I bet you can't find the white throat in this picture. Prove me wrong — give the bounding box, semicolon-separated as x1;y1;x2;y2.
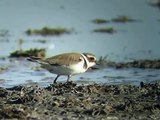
80;53;94;69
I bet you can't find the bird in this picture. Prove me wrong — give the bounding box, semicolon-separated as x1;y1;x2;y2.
27;52;96;83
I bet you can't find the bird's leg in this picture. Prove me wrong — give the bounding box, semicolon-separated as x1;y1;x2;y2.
54;75;60;84
67;75;72;82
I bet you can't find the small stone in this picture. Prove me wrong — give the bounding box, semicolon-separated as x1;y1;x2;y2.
106;116;119;120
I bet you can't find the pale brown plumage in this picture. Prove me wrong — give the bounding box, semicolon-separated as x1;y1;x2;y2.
44;52;83;66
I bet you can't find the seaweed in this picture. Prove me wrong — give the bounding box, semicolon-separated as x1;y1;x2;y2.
112;16;140;23
9;48;46;58
92;18;109;24
93;27;116;34
25;26;72;36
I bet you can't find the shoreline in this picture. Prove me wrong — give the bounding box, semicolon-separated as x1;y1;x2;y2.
0;82;160;119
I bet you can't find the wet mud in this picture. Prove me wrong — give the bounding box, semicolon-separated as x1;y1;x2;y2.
0;82;160;119
98;59;160;69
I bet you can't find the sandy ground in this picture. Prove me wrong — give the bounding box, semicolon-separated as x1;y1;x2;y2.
0;81;160;120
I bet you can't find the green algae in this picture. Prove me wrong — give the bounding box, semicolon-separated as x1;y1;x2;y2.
25;26;72;36
10;48;46;58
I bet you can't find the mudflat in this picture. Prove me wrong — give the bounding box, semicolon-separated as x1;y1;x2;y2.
0;82;160;120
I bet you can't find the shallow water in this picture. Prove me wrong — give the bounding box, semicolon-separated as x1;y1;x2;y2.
0;58;160;88
0;0;160;61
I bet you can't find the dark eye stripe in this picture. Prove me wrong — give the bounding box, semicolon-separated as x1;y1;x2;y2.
89;57;96;62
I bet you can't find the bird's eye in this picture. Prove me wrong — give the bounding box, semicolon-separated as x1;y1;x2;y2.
89;57;95;61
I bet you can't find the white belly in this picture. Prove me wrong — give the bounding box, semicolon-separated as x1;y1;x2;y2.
42;61;87;75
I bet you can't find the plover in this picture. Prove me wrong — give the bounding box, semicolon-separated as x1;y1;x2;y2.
28;52;96;83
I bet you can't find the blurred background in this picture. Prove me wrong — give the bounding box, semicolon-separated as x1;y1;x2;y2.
0;0;160;61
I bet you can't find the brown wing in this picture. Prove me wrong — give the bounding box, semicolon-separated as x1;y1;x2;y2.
44;53;83;65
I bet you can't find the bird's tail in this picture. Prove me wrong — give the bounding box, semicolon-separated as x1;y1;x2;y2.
27;56;48;65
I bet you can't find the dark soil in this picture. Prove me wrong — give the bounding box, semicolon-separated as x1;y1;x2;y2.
0;82;160;120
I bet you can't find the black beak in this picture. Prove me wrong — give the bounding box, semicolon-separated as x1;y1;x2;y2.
96;62;100;65
90;62;100;70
